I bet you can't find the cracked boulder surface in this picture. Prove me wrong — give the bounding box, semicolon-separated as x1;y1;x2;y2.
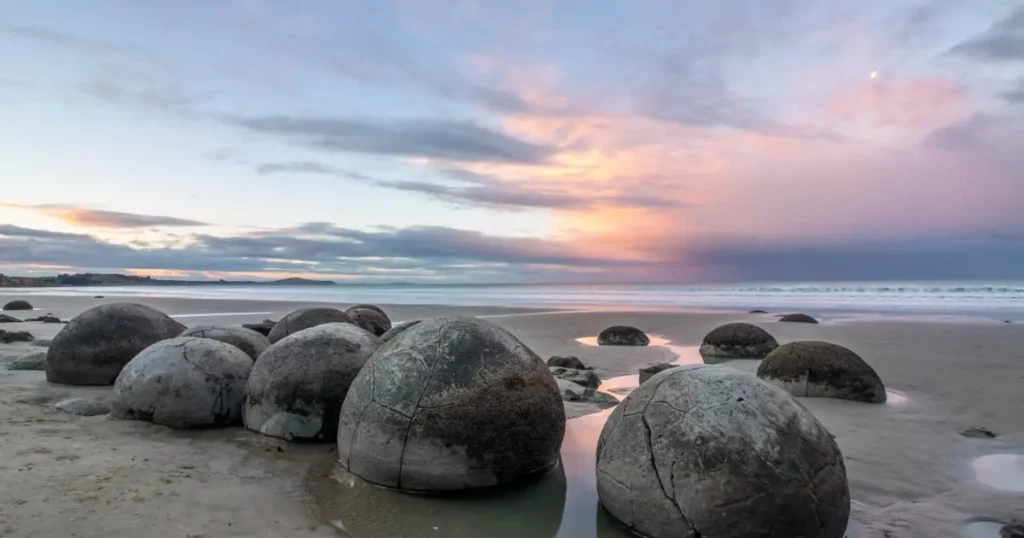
244;323;380;442
380;319;421;343
756;341;886;404
45;302;186;386
699;322;779;363
2;299;33;311
180;325;271;361
779;313;819;324
337;316;566;493
597;325;650;346
345;305;392;337
267;307;353;343
109;337;252;429
596;365;850;538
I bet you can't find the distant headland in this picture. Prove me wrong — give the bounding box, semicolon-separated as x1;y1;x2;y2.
0;273;337;288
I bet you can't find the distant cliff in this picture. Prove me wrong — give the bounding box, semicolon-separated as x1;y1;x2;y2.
0;273;336;288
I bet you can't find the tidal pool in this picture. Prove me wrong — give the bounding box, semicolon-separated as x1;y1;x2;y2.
972;453;1024;492
960;519;1003;538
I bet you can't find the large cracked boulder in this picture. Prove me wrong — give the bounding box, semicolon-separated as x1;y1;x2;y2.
699;322;778;363
45;303;186;385
597;365;850;538
345;305;392;336
110;337;252;428
380;319;420;343
180;325;271;361
756;341;886;403
267;307;352;343
244;323;381;442
2;300;32;311
337;316;566;492
598;325;650;346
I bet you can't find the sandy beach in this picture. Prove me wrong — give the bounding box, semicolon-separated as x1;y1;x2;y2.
1;294;1023;537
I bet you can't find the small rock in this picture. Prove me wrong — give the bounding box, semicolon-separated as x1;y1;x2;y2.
555;378;617;407
959;426;998;438
0;314;22;323
778;313;819;324
550;366;600;389
7;350;47;371
0;330;34;343
54;397;110;417
2;300;33;311
94;295;105;299
1002;520;1024;538
749;309;768;314
242;319;277;337
547;355;590;370
639;363;677;384
25;314;62;323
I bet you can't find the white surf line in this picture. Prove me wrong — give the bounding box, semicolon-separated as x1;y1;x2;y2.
170;311;275;318
477;309;608;319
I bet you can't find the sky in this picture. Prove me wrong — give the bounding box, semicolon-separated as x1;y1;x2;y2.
1;0;1023;283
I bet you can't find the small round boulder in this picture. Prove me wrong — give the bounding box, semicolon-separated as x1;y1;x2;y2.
46;303;186;385
244;323;381;442
597;365;850;538
347;303;388;317
779;313;818;324
597;325;650;346
337;316;566;492
380;319;420;343
756;341;886;403
699;322;778;363
110;337;252;428
268;307;352;343
346;306;392;336
180;325;271;361
3;300;33;311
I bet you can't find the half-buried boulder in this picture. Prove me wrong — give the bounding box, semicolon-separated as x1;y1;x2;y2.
347;303;387;316
547;355;589;370
639;362;676;384
380;319;420;343
2;300;32;311
7;350;47;370
699;322;779;364
345;305;392;336
597;325;650;346
0;314;22;323
337;316;566;492
110;337;252;428
45;303;186;385
267;307;351;343
756;341;886;403
597;365;850;538
0;329;33;343
778;313;819;324
244;323;381;442
180;325;271;361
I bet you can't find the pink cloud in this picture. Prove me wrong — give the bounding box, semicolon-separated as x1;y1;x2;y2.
826;76;970;129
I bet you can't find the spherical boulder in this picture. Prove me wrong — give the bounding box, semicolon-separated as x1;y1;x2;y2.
699;322;778;363
244;323;381;442
267;307;351;343
180;325;270;361
337;316;566;492
380;319;420;343
45;303;186;385
346;306;392;336
779;313;818;324
3;300;33;311
756;341;886;403
597;325;650;346
597;365;850;538
110;337;252;428
347;303;387;317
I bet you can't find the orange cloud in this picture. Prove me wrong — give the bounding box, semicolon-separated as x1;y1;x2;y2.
1;203;206;229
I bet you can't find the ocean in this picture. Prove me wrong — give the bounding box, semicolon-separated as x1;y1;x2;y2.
6;281;1023;321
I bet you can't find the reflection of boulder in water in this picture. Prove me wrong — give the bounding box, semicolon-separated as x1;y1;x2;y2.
307;460;567;538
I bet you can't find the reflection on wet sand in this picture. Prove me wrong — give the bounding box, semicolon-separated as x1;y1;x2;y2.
960;519;1003;538
972;453;1024;492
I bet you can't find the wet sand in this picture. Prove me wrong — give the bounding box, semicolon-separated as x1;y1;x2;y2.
1;295;1023;537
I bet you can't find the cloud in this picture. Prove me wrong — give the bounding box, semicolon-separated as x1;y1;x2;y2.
1001;79;1024;103
922;113;996;148
948;6;1024;61
228;116;554;163
0;20;161;64
826;76;968;128
2;204;207;229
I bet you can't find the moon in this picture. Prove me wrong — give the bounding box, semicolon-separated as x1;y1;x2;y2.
870;70;880;80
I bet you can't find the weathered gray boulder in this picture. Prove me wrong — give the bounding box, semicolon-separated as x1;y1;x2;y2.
54;397;110;416
337;316;566;492
1002;520;1024;538
25;314;62;323
0;314;22;323
380;319;420;343
597;365;850;538
180;325;270;361
7;350;47;370
347;303;387;316
639;363;676;384
779;313;818;324
749;309;768;314
244;323;381;442
3;300;32;311
110;337;252;428
242;318;276;337
268;308;351;343
345;306;392;336
756;341;886;403
45;303;186;385
597;325;650;346
550;366;600;389
556;378;618;407
547;355;589;370
699;322;778;363
0;329;33;343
